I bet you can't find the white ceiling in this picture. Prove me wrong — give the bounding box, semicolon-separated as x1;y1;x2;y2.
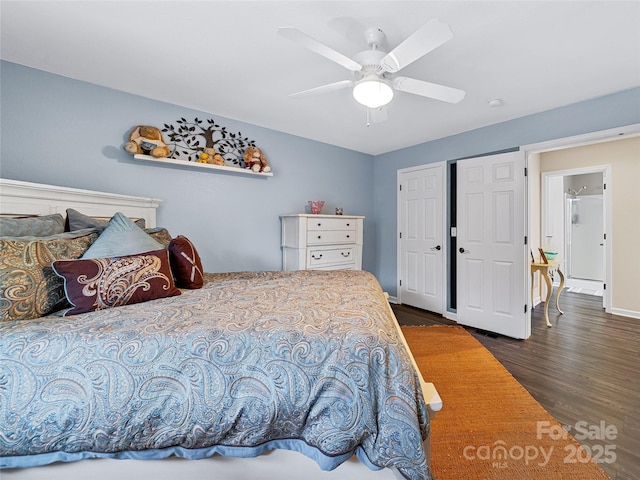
2;1;639;155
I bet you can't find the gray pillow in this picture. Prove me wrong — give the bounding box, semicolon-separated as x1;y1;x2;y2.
66;208;145;231
81;212;163;259
0;213;65;237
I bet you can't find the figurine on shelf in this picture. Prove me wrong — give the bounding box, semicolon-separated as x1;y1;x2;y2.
203;147;225;166
123;125;171;158
196;149;226;166
243;146;271;173
196;152;210;163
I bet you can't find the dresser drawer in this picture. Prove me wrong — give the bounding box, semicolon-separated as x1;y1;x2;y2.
307;218;357;231
307;247;354;268
307;230;355;245
309;264;357;271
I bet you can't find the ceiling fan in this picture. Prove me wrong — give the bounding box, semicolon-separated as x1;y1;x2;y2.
277;20;466;120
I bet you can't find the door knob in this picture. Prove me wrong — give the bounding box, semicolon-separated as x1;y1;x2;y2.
431;245;442;251
459;247;470;254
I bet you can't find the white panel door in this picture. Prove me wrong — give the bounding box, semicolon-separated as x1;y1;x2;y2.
398;163;444;314
456;151;529;339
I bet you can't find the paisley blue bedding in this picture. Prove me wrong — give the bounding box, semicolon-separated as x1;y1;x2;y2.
0;270;430;479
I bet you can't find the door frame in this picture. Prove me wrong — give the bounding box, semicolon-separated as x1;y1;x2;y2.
396;162;447;309
522;122;640;315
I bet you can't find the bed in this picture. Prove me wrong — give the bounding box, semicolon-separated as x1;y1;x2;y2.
0;179;442;480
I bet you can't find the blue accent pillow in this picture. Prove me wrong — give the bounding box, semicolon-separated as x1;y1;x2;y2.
82;212;163;259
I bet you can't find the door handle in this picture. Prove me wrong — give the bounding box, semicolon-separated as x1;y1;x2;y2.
459;247;470;254
431;245;442;251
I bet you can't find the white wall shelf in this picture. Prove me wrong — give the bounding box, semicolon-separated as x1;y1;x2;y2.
133;154;273;177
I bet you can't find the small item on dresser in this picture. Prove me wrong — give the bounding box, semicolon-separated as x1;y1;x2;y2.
335;207;343;215
308;200;324;214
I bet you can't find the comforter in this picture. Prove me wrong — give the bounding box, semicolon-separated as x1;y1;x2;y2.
0;270;430;479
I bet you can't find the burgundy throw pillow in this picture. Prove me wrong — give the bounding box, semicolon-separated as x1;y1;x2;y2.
169;235;204;289
52;249;181;316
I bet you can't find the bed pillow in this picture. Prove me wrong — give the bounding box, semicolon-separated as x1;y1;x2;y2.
145;227;172;247
82;212;163;259
0;213;65;237
66;209;169;246
66;208;146;231
52;248;181;316
169;235;204;289
0;229;100;321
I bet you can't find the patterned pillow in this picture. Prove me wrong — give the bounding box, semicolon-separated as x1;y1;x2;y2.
52;249;181;316
66;208;146;230
0;229;100;321
82;212;163;259
0;213;65;237
145;227;173;247
169;235;204;289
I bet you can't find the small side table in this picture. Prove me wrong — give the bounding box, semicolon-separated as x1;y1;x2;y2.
531;260;565;327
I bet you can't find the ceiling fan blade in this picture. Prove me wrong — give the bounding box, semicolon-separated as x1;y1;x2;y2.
393;76;465;103
380;19;453;73
290;80;354;99
277;26;362;72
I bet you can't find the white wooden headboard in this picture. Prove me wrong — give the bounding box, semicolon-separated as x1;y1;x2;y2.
0;179;162;228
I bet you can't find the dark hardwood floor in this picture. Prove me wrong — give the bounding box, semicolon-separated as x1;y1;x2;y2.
393;292;639;480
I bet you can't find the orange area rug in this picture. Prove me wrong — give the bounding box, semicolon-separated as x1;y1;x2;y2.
402;325;610;479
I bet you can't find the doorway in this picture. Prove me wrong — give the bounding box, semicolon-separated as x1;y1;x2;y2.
541;166;610;309
522;124;640;315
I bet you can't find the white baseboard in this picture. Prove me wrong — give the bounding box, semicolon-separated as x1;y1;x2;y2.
384;292;400;305
610;307;640;320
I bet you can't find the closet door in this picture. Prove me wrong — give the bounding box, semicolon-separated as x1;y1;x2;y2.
398;163;445;314
456;151;529;339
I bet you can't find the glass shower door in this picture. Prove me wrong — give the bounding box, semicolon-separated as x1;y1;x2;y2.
567;195;604;282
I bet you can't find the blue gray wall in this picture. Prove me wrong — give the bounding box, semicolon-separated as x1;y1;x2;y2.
0;61;375;273
2;60;639;293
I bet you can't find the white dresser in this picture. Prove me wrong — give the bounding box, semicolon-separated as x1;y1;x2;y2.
281;214;364;271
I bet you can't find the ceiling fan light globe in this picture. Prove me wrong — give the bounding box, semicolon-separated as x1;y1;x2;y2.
353;79;394;109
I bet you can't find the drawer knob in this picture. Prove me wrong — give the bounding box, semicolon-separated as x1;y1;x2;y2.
317;223;322;227
317;235;322;239
312;254;323;259
346;234;350;238
346;223;350;227
341;252;351;257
